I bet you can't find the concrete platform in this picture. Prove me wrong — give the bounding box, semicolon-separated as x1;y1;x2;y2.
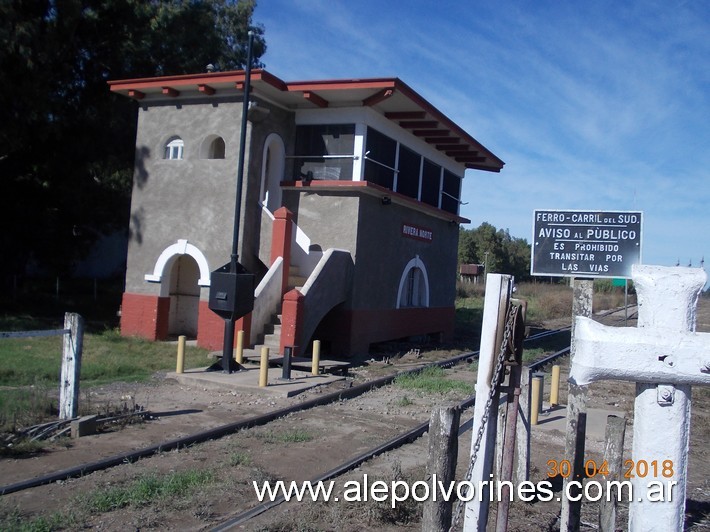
167;366;346;397
534;404;628;442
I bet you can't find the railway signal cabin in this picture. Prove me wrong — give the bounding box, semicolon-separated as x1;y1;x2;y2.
109;69;504;356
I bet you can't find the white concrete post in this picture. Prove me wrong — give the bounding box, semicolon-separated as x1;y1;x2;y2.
463;273;512;532
569;265;709;531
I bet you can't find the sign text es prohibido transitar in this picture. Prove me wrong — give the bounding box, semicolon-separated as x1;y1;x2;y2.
531;210;642;279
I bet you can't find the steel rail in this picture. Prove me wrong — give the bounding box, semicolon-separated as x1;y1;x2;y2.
0;319;578;497
212;396;477;531
0;350;487;497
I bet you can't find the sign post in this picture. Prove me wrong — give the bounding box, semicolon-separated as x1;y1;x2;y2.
531;209;642;531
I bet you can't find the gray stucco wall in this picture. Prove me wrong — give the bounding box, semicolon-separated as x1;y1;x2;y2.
353;196;459;309
126;98;243;295
282;191;361;255
281;188;458;311
124;97;297;297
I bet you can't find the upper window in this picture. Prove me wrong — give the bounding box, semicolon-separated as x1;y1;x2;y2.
362;126;463;213
441;170;461;214
200;135;226;159
293;124;355;181
164;137;184;160
364;127;397;189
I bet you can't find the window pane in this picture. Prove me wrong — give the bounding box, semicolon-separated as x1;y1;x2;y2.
294;124;355;180
396;145;420;199
441;170;461;214
420;159;441;208
165;137;184;160
364;127;397;189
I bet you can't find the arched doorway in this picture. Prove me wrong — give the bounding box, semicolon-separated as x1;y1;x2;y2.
260;133;286;213
167;255;201;337
396;256;430;308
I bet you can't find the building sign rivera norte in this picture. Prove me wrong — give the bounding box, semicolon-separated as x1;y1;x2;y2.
531;210;643;279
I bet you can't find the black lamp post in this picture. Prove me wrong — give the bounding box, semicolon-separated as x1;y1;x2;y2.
207;31;256;373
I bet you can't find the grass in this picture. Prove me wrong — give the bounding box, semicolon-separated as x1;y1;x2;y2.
228;451;252;467
84;469;214;512
0;469;215;530
0;315;208;430
395;366;472;395
396;395;414;407
0;325;208;388
258;428;315;444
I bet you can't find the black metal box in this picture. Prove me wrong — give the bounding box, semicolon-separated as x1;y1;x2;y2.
208;262;254;320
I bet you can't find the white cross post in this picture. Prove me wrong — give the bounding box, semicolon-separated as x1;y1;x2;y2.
570;265;710;530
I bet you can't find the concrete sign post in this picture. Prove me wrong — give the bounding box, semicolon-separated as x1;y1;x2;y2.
570;265;709;530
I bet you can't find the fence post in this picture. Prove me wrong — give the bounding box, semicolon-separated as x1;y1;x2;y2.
599;415;627;531
515;366;532;483
422;405;460;531
59;313;84;420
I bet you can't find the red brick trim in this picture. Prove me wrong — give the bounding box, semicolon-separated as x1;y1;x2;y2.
120;293;170;341
271;207;293;296
280;289;305;356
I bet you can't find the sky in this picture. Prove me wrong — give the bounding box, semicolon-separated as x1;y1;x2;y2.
253;0;709;271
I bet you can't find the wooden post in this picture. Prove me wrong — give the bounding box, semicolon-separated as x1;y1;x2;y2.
463;273;512;532
561;278;592;531
531;375;543;425
515;366;532;483
422;405;461;531
598;415;626;532
59;313;84;420
495;400;507;480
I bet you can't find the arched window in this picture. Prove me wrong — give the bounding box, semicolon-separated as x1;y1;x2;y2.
397;256;430;308
164;137;184;160
200;135;226;159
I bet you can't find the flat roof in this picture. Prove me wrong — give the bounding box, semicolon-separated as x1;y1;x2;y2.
109;69;504;173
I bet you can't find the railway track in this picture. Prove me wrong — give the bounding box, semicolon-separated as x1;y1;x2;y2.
0;305;635;528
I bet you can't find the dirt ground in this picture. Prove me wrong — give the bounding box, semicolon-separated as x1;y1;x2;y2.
0;297;708;530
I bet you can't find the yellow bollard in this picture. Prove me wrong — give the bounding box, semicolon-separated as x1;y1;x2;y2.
312;340;321;376
550;365;561;407
235;330;244;364
531;375;543;426
259;347;269;387
176;335;186;374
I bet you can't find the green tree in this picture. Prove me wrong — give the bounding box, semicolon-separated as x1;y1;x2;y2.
458;223;532;281
0;0;266;281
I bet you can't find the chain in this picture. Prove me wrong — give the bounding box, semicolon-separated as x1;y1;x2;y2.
449;302;518;531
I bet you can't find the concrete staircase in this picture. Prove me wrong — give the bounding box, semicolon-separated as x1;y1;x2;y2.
244;313;282;360
287;264;308;291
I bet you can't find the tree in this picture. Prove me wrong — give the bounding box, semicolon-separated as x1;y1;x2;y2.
0;0;266;282
458;223;532;281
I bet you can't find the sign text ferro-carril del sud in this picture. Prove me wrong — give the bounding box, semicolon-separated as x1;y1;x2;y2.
531;210;642;278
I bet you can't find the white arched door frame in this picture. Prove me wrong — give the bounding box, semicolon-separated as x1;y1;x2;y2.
144;239;211;297
396;255;430;309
